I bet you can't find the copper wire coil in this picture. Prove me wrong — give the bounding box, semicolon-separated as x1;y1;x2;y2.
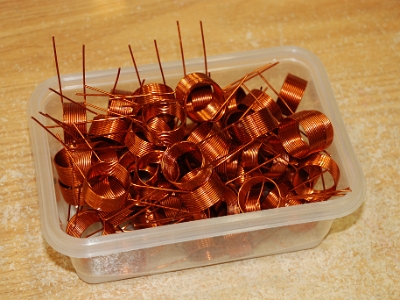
93;141;119;163
108;98;135;116
214;157;239;182
238;176;280;213
125;124;164;158
292;152;340;201
82;161;130;212
223;185;240;215
278;110;334;159
175;72;226;122
187;122;231;162
53;146;93;187
241;89;283;121
142;102;186;147
160;195;188;218
276;73;308;116
257;136;289;178
136;83;176;105
62;101;87;145
134;150;164;187
228;107;279;144
97;200;136;227
189;85;213;111
88;114;130;144
260;181;300;209
178;170;225;212
161;141;206;189
118;150;137;174
131;208;164;230
66;209;115;238
58;180;85;206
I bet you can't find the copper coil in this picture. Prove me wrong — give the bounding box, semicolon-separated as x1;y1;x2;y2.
58;180;85;206
160;195;188;218
238;176;280;213
88;114;130;144
178;170;225;213
66;209;115;238
187;122;231;162
97;199;136;227
118;150;137;174
189;85;214;111
93;141;119;163
82;161;130;212
134;150;164;187
277;73;308;116
257;136;289;178
175;72;226;122
241;89;283;121
229;107;279;144
292;152;340;201
142;102;186;147
223;185;240;215
136;83;176;105
260;181;301;209
278;110;334;159
161;141;206;189
131;208;164;230
62;101;87;145
214;157;239;182
53;146;93;187
108;98;135;116
125;124;164;158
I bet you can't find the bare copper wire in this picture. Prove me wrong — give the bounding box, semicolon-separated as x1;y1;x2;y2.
88;114;130;145
66;209;115;238
82;161;131;212
277;73;308;116
175;73;226;122
278;110;334;159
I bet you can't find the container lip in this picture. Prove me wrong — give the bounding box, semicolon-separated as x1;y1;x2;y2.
27;46;366;258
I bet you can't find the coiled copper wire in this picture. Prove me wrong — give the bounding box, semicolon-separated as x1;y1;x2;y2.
241;89;283;121
53;146;93;187
58;181;85;206
276;73;308;116
136;83;176;105
142;102;186;147
238;176;280;213
82;161;131;212
88;114;130;145
62;101;87;145
187;122;231;163
278;110;334;159
124;124;164;158
175;72;226;122
291;152;340;201
178;170;225;212
229;107;279;144
66;209;115;238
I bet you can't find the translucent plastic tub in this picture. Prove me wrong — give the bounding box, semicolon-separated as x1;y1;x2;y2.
27;46;366;283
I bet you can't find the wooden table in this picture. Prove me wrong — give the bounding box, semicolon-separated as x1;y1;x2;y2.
1;0;399;298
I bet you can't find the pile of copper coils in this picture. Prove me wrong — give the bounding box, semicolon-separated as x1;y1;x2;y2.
35;60;350;239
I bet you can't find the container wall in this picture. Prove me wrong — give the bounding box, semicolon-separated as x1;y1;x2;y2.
72;219;333;283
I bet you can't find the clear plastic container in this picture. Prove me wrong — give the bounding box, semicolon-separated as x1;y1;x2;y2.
27;46;366;283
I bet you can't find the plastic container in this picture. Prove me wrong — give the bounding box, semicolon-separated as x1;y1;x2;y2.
27;46;366;283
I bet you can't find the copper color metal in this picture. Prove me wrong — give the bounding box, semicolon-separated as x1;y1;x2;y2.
82;161;131;212
125;124;164;158
142;102;186;147
66;209;115;238
58;180;85;206
88;114;130;145
241;89;283;121
62;102;87;144
229;107;279;144
278;110;334;159
175;72;226;122
238;176;280;213
277;73;308;116
291;152;340;202
136;83;175;106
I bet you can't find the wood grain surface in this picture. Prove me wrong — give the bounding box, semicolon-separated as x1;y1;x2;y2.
0;0;399;299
